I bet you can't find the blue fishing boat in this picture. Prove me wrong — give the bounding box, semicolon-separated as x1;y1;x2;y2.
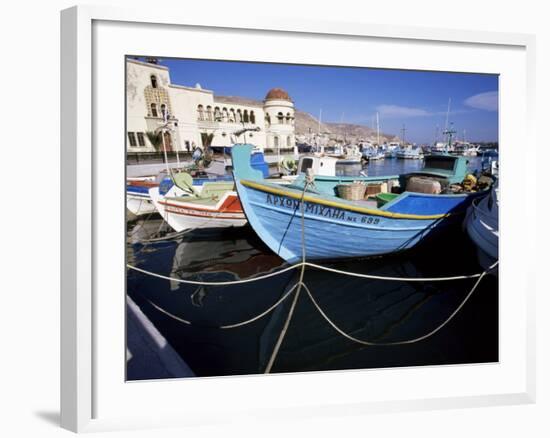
232;144;490;263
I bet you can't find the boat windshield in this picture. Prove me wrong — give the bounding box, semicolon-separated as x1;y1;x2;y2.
424;156;456;172
299;157;314;174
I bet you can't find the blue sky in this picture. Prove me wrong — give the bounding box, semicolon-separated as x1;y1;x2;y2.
146;57;498;144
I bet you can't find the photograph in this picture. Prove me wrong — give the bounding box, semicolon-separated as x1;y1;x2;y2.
125;56;499;381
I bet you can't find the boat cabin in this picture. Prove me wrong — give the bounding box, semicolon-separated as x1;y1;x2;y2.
297;155;339;177
411;154;469;185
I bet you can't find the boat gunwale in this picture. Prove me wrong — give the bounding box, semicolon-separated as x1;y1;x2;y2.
240;179;482;220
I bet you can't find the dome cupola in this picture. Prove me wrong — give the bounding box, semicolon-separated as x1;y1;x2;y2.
264;88;292;102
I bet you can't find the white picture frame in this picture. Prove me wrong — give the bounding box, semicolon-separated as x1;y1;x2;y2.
60;5;536;433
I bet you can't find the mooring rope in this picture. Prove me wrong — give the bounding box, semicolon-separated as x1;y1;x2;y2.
127;177;499;372
301;268;491;346
142;280;301;329
263;179;311;373
128;263;301;286
127;260;497;285
302;261;497;282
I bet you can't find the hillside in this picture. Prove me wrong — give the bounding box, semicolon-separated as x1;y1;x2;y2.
294;111;398;143
293;110;332;135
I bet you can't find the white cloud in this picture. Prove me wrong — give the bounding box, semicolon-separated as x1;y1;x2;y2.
464;91;498;111
376;105;432;118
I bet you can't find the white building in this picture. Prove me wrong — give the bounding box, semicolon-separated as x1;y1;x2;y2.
126;58;296;154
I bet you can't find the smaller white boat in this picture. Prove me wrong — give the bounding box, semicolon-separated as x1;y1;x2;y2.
362;146;385;161
464;184;499;270
430;141;455;154
126;174;167;217
325;144;362;164
396;145;424;160
382;142;400;158
462;145;480;156
149;175;246;232
453;142;480;156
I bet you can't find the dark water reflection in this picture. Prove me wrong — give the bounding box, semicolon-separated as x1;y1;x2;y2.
126;156;498;379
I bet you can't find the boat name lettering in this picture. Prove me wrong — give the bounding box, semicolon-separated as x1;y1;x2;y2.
265;194;382;224
266;194;346;220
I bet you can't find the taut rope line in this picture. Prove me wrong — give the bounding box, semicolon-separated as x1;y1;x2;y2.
128;263;300;286
263;178;311;373
127;260;497;285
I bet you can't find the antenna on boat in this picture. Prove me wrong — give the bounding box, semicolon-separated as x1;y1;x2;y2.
443;122;456;154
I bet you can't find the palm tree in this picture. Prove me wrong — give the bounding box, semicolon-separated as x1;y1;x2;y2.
200;132;215;148
145;130;163;151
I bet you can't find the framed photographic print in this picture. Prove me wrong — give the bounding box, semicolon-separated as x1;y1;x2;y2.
61;5;536;433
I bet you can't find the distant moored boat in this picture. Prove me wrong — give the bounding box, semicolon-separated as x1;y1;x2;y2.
464;185;499;269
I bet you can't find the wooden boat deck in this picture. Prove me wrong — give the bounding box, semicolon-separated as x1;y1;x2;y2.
353;197;379;209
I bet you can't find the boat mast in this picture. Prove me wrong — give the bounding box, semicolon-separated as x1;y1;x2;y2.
317;108;322;151
341;112;346;145
376;112;380;147
442;98;455;153
400;124;407;146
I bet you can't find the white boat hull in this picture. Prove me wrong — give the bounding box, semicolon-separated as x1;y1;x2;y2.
127;193;157;216
149;187;247;232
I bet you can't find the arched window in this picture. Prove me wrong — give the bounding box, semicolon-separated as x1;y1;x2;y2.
250;111;256;124
274;136;279;148
286;113;291;124
265;113;270;126
206;106;213;121
229;109;235;122
236;109;242;123
277;112;284;124
214;107;221;121
150;103;158;118
150;75;158;89
197;105;204;121
160;104;167;120
222;107;228;122
243;110;249;123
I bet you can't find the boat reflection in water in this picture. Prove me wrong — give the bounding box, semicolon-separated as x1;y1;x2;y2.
127;218;498;377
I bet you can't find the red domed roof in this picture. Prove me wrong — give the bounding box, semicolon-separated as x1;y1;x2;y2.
265;88;292;101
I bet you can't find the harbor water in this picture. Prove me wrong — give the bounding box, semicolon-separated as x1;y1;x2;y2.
126;156;498;379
